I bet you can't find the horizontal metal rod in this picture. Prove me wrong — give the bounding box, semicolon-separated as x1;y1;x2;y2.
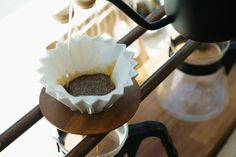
0;105;43;151
65;133;107;157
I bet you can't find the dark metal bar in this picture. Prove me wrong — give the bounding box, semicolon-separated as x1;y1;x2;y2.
0;105;43;151
140;40;200;100
65;134;107;157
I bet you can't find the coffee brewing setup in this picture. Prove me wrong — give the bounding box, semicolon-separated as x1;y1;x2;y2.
0;0;236;156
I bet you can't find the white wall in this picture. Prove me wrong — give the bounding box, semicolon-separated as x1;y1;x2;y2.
0;0;33;19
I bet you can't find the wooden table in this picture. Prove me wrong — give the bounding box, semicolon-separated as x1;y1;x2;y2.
129;64;236;157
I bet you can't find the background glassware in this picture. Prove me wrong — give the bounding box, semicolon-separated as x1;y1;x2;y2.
157;39;230;121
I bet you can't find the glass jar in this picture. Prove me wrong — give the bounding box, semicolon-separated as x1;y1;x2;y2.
56;123;128;157
158;38;230;121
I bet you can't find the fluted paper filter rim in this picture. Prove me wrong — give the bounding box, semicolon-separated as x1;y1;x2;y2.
38;36;138;113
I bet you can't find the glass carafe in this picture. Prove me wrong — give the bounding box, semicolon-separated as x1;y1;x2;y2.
158;38;230;121
56;123;128;157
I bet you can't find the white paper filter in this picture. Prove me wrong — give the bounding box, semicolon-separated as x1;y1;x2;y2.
38;36;138;113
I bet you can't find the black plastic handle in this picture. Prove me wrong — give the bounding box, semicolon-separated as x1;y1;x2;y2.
107;0;175;30
115;121;178;157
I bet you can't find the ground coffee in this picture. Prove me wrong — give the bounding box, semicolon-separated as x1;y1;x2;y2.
66;73;115;96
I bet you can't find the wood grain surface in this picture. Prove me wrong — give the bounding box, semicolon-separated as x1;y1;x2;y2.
39;80;140;135
129;64;236;157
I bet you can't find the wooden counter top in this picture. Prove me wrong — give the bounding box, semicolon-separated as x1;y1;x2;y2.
129;64;236;157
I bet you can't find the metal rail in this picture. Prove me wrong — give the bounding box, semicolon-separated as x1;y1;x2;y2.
0;105;43;151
